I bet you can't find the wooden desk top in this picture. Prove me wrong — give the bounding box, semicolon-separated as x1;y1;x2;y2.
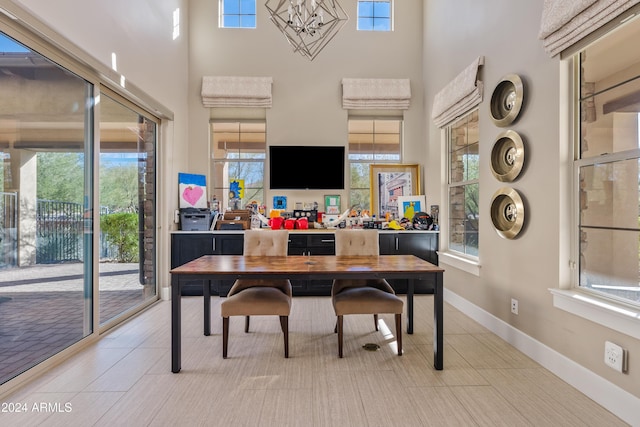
170;255;444;277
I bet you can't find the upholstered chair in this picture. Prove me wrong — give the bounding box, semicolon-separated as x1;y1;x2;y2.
331;229;404;357
220;229;292;358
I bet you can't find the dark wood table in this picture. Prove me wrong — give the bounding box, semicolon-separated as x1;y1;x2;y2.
170;255;445;372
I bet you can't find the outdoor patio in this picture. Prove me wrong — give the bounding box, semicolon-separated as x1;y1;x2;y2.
0;262;152;385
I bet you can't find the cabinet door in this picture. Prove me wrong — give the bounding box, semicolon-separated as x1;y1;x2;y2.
397;233;438;293
171;234;215;296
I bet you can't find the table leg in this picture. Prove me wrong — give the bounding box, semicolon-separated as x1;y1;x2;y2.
433;271;443;370
407;278;414;334
204;279;211;336
171;275;182;373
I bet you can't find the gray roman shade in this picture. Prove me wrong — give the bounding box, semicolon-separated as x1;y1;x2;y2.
201;76;273;107
341;78;411;109
539;0;640;57
431;56;484;128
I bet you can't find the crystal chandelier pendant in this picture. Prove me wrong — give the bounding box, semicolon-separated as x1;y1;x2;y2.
265;0;349;61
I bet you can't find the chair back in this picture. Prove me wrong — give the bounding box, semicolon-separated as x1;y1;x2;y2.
243;229;289;256
334;229;379;256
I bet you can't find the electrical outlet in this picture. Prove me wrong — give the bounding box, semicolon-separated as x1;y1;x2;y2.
511;298;518;315
604;341;627;373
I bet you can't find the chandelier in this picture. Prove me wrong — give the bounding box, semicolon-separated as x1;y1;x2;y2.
265;0;349;61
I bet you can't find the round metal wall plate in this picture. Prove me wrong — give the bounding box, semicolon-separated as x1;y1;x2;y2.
490;130;525;182
490;187;525;239
489;74;524;127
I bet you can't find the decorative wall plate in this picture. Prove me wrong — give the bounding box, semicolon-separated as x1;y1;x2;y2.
489;74;524;127
490;187;525;239
490;130;525;182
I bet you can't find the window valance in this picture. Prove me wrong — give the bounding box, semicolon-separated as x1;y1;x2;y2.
539;0;640;57
201;76;273;108
431;56;484;128
341;78;411;109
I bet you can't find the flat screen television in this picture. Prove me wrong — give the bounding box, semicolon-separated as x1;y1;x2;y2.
269;145;345;190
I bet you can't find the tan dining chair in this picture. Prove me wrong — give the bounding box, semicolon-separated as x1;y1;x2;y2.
331;229;404;357
220;229;292;358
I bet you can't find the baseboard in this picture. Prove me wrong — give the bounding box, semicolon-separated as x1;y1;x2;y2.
444;289;640;426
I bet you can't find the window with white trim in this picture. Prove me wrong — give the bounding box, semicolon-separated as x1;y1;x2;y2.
573;15;640;307
220;0;256;28
357;0;392;31
210;121;265;211
447;110;479;257
348;118;402;211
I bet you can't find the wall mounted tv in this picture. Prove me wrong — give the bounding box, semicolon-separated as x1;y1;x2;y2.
269;145;345;190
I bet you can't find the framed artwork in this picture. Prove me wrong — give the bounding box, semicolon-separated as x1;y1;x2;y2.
369;164;421;218
324;195;341;214
273;196;287;210
397;195;426;220
178;172;207;209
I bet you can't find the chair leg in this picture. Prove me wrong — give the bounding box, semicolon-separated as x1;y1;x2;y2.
334;320;337;333
395;313;402;356
245;315;250;333
337;315;344;358
223;317;229;359
374;314;379;331
280;316;289;358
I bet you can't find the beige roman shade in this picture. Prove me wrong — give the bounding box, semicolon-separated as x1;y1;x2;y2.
431;56;484;128
341;78;411;109
201;76;273;107
539;0;640;57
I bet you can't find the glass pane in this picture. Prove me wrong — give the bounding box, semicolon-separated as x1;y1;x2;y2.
449;110;479;183
0;32;93;385
240;15;256;28
358;2;374;16
580;159;640;230
580;227;640;303
223;16;240;28
580;81;640;158
580;16;640;159
358;17;374;30
373;2;391;17
373;18;391;31
240;0;255;14
464;183;479;255
99;94;157;325
224;0;240;14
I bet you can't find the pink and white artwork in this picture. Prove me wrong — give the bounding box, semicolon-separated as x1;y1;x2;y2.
178;173;207;208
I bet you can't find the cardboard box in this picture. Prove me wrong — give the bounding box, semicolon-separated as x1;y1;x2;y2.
215;210;251;230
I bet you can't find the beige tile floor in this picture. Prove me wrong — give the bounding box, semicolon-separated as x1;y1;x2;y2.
0;295;628;426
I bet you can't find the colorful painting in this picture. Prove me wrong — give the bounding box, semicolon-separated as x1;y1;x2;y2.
397;195;426;220
178;173;207;209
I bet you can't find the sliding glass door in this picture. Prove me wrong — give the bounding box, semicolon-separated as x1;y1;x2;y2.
0;30;158;386
98;93;157;325
0;32;94;385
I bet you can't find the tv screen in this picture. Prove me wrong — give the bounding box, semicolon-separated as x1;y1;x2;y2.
269;145;345;190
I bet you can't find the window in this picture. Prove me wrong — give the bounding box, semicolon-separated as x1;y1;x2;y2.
348;118;402;211
447;110;479;257
357;0;392;31
210;121;265;211
573;16;640;307
220;0;256;28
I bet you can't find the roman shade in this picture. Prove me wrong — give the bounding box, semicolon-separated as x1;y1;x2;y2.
539;0;640;57
201;76;273;108
341;78;411;109
431;56;484;128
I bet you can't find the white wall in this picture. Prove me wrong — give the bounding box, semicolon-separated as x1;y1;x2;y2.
187;0;425;208
422;0;639;402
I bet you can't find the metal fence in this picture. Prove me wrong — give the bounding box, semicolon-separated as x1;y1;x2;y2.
0;198;118;267
36;200;84;263
0;192;18;268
